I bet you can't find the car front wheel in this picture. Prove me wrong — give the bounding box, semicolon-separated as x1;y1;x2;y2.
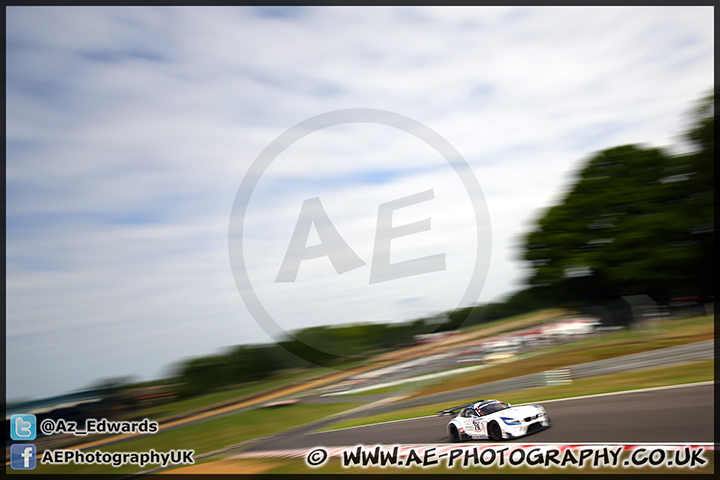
487;421;503;441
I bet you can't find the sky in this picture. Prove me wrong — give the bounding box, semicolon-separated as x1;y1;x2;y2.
5;6;713;401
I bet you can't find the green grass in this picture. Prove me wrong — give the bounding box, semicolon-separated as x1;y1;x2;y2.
16;401;361;475
320;359;713;432
409;314;713;399
122;385;269;420
332;374;467;398
119;367;339;422
33;367;344;453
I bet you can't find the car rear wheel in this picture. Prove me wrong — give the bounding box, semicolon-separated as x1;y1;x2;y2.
449;425;461;443
488;421;502;441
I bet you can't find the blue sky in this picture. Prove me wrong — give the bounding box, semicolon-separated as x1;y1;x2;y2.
6;6;713;401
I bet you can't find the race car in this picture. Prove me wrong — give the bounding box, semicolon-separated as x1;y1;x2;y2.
439;399;551;442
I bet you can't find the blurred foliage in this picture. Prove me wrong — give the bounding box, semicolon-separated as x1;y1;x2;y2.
87;375;137;391
175;319;439;397
280;318;438;365
438;288;558;331
176;346;289;398
522;91;714;305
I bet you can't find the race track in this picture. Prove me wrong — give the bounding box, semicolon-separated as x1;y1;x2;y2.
244;383;713;451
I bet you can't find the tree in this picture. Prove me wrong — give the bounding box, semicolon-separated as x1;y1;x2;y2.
522;91;714;305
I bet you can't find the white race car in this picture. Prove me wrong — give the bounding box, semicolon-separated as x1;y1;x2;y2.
440;399;551;442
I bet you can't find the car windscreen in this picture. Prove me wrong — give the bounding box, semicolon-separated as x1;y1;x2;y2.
479;403;509;415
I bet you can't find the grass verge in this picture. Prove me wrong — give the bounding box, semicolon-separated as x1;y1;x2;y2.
12;401;361;475
407;314;713;399
119;366;349;422
320;359;713;432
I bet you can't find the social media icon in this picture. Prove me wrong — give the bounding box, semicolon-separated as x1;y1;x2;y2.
10;444;37;470
10;414;37;440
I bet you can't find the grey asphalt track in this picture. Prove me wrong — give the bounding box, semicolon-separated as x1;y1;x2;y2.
244;383;713;451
